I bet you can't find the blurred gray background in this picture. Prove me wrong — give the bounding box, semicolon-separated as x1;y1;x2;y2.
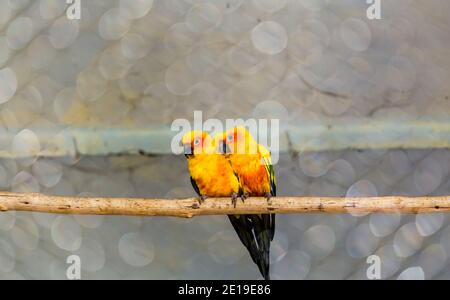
0;0;450;279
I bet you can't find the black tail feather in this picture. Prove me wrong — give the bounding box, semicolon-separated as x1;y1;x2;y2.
228;214;273;280
252;215;271;280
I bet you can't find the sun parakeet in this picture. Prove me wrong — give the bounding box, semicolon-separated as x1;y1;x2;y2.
182;130;240;202
215;127;276;280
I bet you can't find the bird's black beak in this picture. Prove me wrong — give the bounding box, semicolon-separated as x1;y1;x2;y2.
183;143;193;157
223;142;229;154
217;140;230;154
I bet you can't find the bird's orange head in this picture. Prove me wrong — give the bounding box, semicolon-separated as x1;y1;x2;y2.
181;130;212;156
216;126;258;155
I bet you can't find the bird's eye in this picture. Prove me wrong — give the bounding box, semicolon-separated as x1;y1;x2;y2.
193;138;201;146
227;134;234;142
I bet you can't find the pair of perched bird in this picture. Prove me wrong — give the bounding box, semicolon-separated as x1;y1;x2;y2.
182;126;276;280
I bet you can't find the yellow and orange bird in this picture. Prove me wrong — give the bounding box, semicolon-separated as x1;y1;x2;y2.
182;130;272;279
181;130;241;202
215;127;276;280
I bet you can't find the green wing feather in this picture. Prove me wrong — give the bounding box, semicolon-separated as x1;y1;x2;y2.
259;144;276;197
263;159;277;197
261;149;276;242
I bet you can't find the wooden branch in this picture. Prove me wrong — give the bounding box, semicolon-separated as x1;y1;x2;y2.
0;192;449;218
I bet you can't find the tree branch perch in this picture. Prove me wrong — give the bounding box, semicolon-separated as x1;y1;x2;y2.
0;192;449;218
